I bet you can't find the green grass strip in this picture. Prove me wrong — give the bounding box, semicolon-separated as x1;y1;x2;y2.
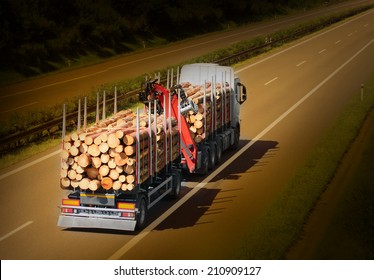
238;72;374;259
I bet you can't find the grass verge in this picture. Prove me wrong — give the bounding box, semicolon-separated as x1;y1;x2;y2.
311;113;374;259
238;72;374;259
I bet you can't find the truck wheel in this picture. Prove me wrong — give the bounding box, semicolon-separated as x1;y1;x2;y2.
136;197;147;230
216;139;223;164
231;126;240;150
170;180;181;198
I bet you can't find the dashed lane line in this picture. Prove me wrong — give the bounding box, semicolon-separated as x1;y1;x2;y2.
264;77;279;86
296;60;307;67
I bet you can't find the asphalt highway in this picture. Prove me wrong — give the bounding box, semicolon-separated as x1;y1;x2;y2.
0;0;372;119
0;6;373;259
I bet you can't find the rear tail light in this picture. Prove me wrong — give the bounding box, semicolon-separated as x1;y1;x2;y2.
122;212;135;218
62;208;74;213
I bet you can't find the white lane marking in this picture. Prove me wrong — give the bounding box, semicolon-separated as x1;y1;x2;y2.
348;32;353;36
264;77;279;86
364;23;369;27
319;49;327;54
2;102;38;114
0;221;33;242
335;40;342;44
296;60;307;67
0;149;60;181
108;37;374;260
236;9;373;74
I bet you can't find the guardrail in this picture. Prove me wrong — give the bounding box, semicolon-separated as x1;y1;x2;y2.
1;5;369;154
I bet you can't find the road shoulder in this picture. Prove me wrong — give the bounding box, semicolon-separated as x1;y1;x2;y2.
286;106;374;259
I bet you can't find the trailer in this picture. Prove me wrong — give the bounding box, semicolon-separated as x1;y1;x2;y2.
58;63;246;231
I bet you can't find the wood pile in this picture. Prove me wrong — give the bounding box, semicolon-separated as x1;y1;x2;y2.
181;82;231;143
60;109;179;192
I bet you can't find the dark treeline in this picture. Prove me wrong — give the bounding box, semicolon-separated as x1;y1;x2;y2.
0;0;330;76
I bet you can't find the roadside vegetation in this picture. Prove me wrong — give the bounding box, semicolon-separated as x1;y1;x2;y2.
0;0;340;84
1;4;372;161
238;72;374;259
311;113;374;259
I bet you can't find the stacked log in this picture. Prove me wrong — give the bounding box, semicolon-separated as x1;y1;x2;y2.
181;82;231;143
60;109;179;192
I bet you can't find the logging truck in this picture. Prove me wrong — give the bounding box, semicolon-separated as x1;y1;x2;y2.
58;63;247;231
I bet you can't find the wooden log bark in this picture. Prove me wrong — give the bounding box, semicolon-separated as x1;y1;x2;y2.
101;177;113;190
99;142;109;154
77;153;90;168
88;144;100;157
79;178;90;190
86;167;99;179
60;177;70;189
99;165;109;177
88;180;100;191
112;180;122;191
109;169;119;180
114;153;127;166
107;133;120;148
92;157;102;168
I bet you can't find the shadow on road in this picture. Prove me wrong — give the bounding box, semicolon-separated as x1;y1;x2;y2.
154;139;279;231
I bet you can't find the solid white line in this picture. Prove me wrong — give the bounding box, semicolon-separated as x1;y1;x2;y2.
108;37;374;260
335;40;342;44
236;9;373;74
319;49;326;54
296;60;307;67
2;102;38;114
0;221;33;242
0;149;60;181
264;77;279;86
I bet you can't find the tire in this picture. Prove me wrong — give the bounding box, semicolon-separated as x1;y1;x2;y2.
170;169;181;198
208;143;216;170
231;126;240;150
200;148;209;175
135;197;147;230
216;139;223;164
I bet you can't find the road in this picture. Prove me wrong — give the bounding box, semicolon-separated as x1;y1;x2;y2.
0;7;373;259
0;0;372;120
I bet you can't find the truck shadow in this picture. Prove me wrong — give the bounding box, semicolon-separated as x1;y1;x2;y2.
153;139;279;231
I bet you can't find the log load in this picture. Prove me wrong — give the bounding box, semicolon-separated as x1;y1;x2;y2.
181;82;231;144
60;109;179;192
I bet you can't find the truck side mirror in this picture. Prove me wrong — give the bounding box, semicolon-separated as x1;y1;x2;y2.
237;83;247;104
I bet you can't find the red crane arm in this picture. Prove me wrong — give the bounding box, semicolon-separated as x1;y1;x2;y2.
153;84;197;173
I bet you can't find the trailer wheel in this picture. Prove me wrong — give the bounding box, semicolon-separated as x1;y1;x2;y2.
170;169;181;198
136;197;147;230
199;148;210;175
208;144;216;170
